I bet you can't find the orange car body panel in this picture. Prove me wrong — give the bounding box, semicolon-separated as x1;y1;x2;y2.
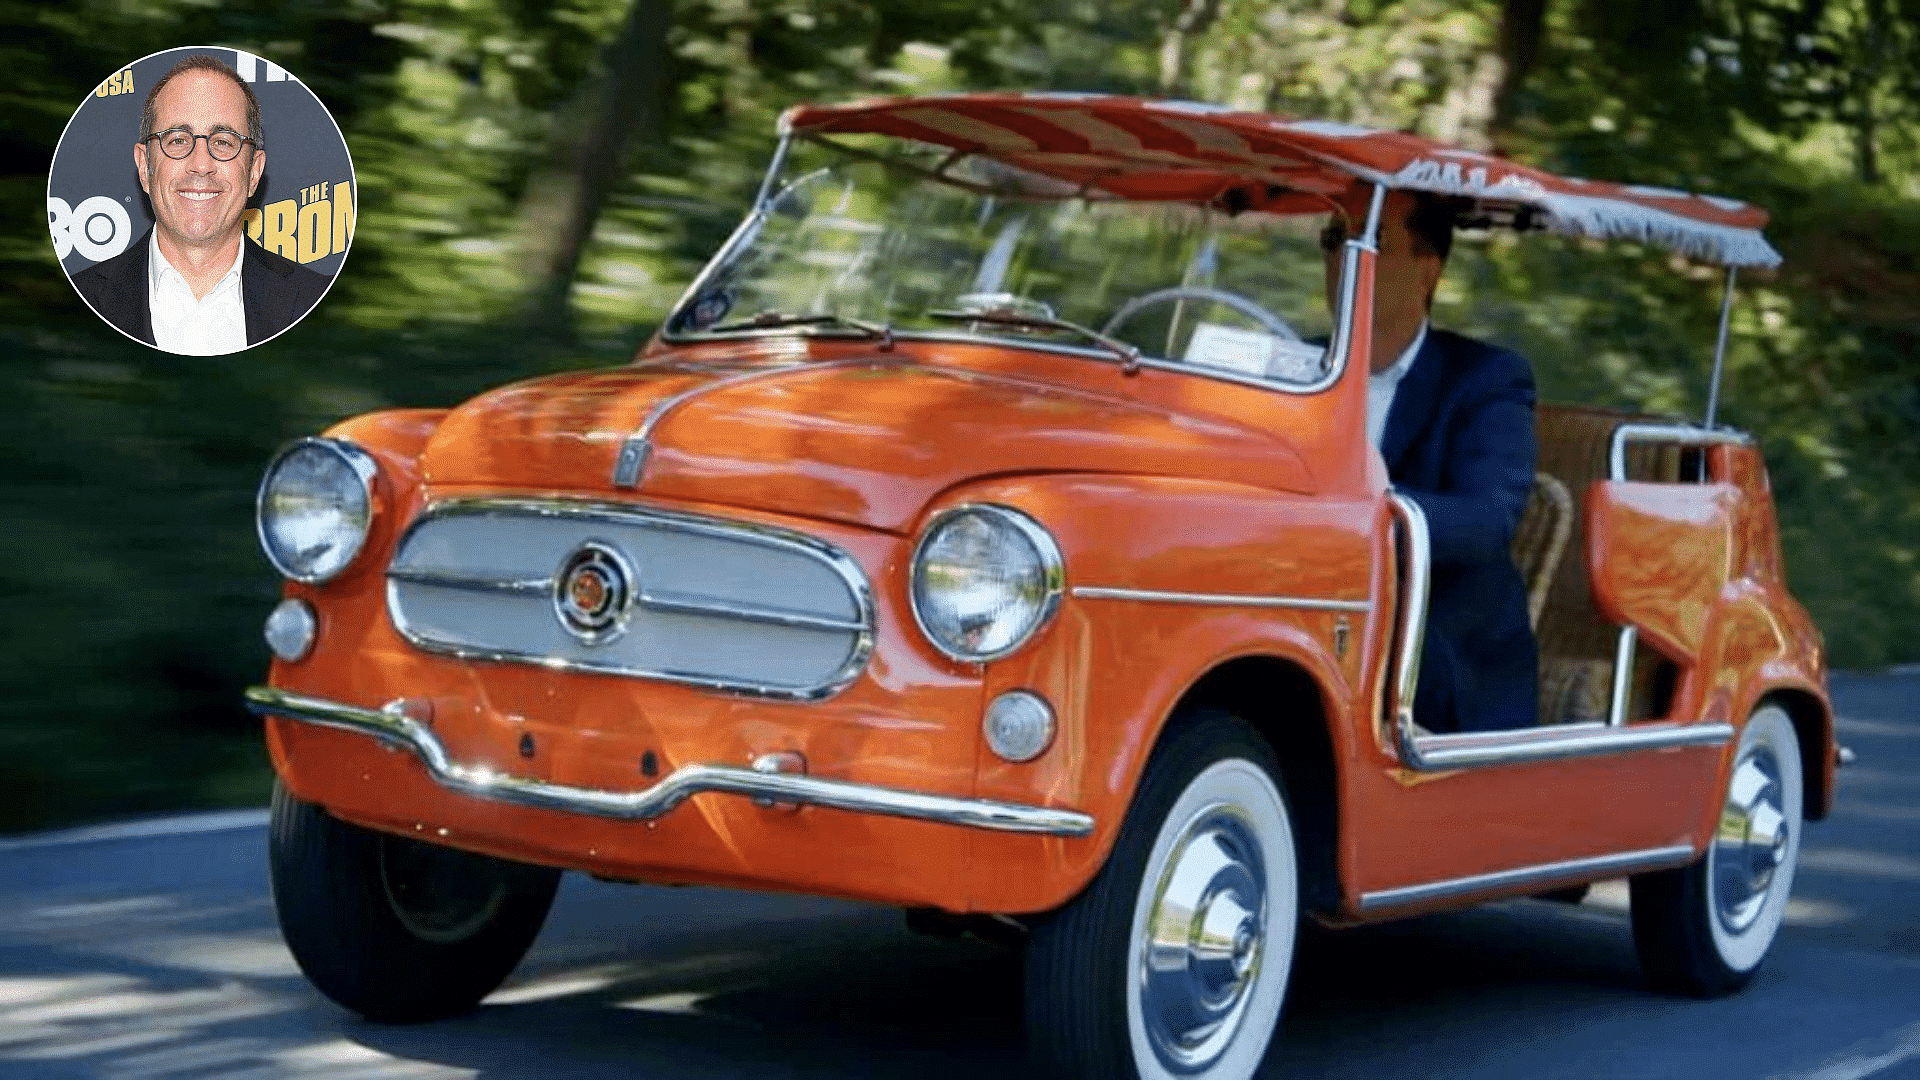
960;474;1375;911
1589;480;1738;664
269;334;1380;913
1588;445;1833;816
267;244;1830;922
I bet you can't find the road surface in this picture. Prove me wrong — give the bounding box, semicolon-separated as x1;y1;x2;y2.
2;671;1916;1079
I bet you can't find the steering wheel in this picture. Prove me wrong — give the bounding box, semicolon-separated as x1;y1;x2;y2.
1100;286;1301;344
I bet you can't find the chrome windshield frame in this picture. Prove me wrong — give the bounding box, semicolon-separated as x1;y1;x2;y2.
657;132;797;339
1324;183;1385;395
656;134;1363;397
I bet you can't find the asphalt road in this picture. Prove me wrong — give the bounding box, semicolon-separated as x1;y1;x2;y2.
3;671;1916;1080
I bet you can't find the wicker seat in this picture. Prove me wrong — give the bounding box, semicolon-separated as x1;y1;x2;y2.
1511;472;1572;631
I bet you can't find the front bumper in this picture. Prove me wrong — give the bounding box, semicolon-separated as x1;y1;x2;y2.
245;686;1094;837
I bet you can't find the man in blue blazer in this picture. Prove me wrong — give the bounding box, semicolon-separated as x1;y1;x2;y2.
1327;189;1539;733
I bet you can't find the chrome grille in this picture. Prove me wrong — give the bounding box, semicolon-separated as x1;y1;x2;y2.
386;499;873;699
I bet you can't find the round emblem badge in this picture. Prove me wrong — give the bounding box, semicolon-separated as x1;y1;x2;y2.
553;541;634;644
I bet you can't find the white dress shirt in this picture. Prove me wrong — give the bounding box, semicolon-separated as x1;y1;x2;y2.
1367;320;1428;450
149;231;248;356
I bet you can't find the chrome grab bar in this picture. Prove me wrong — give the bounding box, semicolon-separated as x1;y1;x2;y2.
1608;423;1751;483
1386;493;1431;766
1608;625;1637;728
1385;493;1733;770
247;686;1094;837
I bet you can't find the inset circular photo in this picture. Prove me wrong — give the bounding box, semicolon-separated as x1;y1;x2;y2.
49;47;354;355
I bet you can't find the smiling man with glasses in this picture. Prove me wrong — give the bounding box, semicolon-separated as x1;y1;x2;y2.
70;55;329;354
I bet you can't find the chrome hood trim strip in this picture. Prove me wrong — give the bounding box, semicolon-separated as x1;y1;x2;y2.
248;686;1094;838
612;357;901;488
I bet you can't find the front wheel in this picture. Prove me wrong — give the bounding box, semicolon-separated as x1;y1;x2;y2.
1630;703;1804;996
269;782;561;1022
1026;710;1298;1080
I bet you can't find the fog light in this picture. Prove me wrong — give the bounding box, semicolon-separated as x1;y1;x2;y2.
985;690;1055;763
265;598;317;662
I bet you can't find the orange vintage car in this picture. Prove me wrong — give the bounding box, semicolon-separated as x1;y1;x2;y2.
247;93;1834;1079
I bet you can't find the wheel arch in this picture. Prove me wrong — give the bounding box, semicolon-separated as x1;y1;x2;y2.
1167;655;1342;915
1759;686;1833;822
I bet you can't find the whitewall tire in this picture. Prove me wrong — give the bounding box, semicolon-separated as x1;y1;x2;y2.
1027;709;1299;1080
1630;703;1803;996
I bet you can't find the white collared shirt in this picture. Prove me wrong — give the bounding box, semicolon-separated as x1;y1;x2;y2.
1367;320;1428;450
148;230;247;355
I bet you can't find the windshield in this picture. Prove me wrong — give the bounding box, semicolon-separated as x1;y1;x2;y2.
666;138;1338;388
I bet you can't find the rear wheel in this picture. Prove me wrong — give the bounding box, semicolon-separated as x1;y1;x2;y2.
1630;703;1803;996
269;782;561;1021
1026;710;1298;1080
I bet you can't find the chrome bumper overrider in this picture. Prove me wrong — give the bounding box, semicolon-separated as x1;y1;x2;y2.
245;686;1094;837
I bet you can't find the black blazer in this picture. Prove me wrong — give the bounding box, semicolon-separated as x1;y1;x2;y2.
1381;328;1540;733
70;229;332;350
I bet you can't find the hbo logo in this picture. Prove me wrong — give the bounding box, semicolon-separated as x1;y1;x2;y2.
49;195;133;263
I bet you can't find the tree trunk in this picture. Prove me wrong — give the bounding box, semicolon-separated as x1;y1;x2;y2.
1854;0;1888;185
1491;0;1549;144
519;0;676;332
1856;105;1880;184
1158;0;1224;97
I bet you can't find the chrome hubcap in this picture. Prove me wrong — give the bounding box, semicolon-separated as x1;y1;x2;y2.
1711;746;1788;935
1140;805;1266;1074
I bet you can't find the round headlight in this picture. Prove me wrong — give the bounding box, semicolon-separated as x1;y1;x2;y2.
910;505;1064;662
256;438;377;584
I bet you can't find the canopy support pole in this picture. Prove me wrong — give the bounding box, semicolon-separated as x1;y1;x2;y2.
1704;265;1737;429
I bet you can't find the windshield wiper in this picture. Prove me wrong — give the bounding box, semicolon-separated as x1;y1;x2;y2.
705;311;894;349
924;309;1142;372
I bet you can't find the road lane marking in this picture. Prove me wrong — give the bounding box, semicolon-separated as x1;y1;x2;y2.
1578;878;1852;926
1799;848;1920;883
619;990;717;1015
1836;716;1919;738
1769;1020;1920;1080
1835;800;1920;823
0;809;268;854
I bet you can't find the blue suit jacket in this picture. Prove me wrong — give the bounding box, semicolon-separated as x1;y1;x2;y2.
1381;328;1539;733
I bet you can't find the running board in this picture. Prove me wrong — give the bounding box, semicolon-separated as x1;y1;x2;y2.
1358;844;1696;911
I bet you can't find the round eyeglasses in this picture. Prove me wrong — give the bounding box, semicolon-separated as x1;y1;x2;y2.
144;128;257;161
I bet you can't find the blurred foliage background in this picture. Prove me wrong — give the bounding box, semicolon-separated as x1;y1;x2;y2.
2;0;1915;832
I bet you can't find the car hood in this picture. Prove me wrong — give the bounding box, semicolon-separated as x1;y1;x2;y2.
419;353;1312;533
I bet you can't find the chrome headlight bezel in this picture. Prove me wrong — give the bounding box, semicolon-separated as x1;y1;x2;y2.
255;437;379;585
909;504;1065;663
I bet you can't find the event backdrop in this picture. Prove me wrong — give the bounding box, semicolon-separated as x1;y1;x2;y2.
48;46;355;280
